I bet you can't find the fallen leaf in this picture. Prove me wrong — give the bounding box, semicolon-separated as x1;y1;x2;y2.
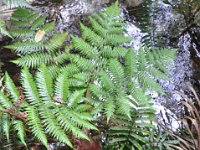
35;30;45;43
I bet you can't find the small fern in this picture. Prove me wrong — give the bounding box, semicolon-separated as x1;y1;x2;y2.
144;127;180;150
0;20;12;38
0;65;97;148
4;8;67;69
5;2;131;73
130;0;166;48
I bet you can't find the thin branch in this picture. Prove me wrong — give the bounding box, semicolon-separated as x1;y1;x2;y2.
1;108;26;121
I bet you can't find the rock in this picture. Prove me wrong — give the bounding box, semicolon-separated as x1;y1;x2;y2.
124;0;143;7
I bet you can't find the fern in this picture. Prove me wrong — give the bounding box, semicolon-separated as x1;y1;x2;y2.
4;8;67;69
13;120;27;146
0;65;97;148
144;127;180;150
0;20;12;38
90;48;175;120
130;0;166;48
91;47;175;149
5;2;131;74
1;2;177;149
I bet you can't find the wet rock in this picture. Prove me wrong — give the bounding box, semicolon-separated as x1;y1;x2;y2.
56;0;116;34
124;0;143;7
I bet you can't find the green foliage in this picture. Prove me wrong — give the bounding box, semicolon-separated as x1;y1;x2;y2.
4;8;67;68
1;1;177;149
144;127;180;150
5;2;130;72
0;0;32;24
0;65;97;148
97;47;175;149
0;20;12;38
131;0;165;48
90;47;175;122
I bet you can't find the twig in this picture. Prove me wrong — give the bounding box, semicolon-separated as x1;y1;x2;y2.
1;108;27;121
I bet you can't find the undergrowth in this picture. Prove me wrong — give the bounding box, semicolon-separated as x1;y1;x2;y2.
0;1;176;149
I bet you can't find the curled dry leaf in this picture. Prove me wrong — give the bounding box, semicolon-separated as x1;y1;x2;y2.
35;30;45;43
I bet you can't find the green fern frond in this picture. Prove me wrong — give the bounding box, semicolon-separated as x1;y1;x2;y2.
105;34;132;45
107;59;124;86
45;33;67;52
26;105;49;148
130;83;150;105
99;71;115;92
104;97;115;122
39;106;73;147
40;21;55;34
48;64;81;79
93;13;109;29
100;46;118;58
4;42;44;54
55;70;68;101
103;1;119;17
114;47;129;57
147;66;169;80
52;51;68;65
74;104;92;112
89;84;107;98
73;72;89;82
2;114;11;142
0;65;97;148
68;90;85;107
47;65;61;78
108;27;125;34
10;19;32;28
100;46;129;58
116;96;131;119
36;64;53;102
5;9;65;69
61;107;97;130
125;49;138;78
0;91;13;108
5;1;131;72
9;29;35;39
55;109;89;140
67;72;88;88
5;72;19;102
88;16;106;36
72;36;98;57
14;120;26;146
0;20;12;38
68;54;94;71
92;47;173;123
11;8;37;22
107;110;155;150
138;47;148;70
31;15;47;29
138;72;164;94
12;52;54;68
80;23;105;47
151;48;176;65
21;67;41;104
60;64;80;77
